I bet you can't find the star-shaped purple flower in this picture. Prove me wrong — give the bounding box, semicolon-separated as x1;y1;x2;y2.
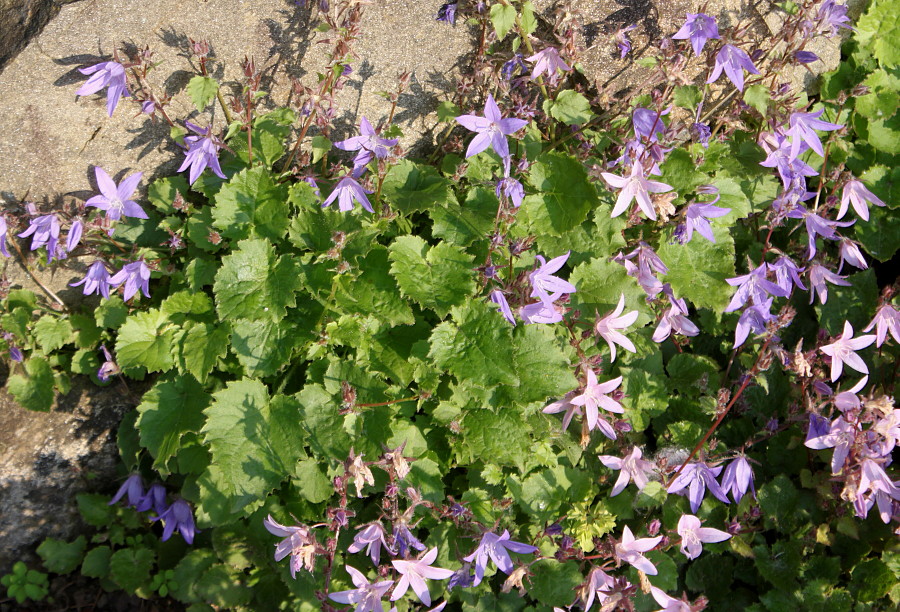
109;260;151;301
334;117;398;168
390;548;454;606
734;297;776;348
264;515;319;578
667;461;730;512
462;530;537;586
786;109;843;160
672;13;720;56
820;320;875;382
839;179;886;221
720;455;755;503
598;446;655;496
594;293;638;362
18;214;61;260
76;60;129;116
601;159;673;220
529;251;576;301
526;47;571;85
676;514;731;560
455;94;528;159
863;304;900;348
570;371;624;436
615;525;663;575
70;260;113;298
808;263;850;304
707;44;759;91
323;174;374;213
179;122;227;185
85;167;148;222
682;201;731;243
152;498;196;545
328;565;393;612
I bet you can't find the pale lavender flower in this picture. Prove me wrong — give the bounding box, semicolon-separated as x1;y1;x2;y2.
707;44;759;91
863;304;900;347
76;60;128;116
838;237;867;272
650;586;692;612
617;242;668;296
490;290;516;326
834;376;868;412
455;94;528;159
496;176;524;208
598;447;655;496
632;107;669;143
594;293;638;361
179;122;227;185
264;515;319;577
602;159;673;220
570;371;624;435
348;523;391;566
542;391;581;432
18;215;60;259
786;205;854;260
839;179;886;221
615;525;663;575
392;523;426;558
616;25;637;59
436;2;457;25
109;260;151;301
787;109;843;160
390;548;454;606
652;292;699;342
855;459;900;523
759;132;819;187
720;456;755;503
672;13;720;56
85;167;147;221
0;216;8;257
769;256;807;295
96;344;119;381
582;568;617;611
462;530;538;586
447;565;476;590
808;263;850;304
804;414;858;473
666;462;730;512
323;175;374;213
529;251;576;301
815;0;854;37
329;565;393;612
526;47;571;85
734;297;776;348
676;514;731;560
135;483;168;515
820;320;876;381
682;201;731;243
70;261;113;298
520;298;563;324
109;474;144;508
691;122;711;147
66;219;84;253
152;498;196;544
334;117;398;168
725;263;787;312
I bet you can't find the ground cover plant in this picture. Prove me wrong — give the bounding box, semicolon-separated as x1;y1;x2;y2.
1;0;899;610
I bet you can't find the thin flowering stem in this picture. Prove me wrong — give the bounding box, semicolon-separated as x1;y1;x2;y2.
198;56;234;125
354;395;420;409
812;102;846;212
7;234;66;310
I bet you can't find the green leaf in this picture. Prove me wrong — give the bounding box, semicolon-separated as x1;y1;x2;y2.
115;309;177;373
198;380;306;523
297;384;350;461
815;268;879;332
667;353;720;397
507;324;577;403
436;100;461;122
195;564;251;607
856;0;900;68
548;90;593;125
743;84;771;114
32;317;73;353
7;357;55;411
70;313;102;348
147;176;191;213
522;152;599;236
489;3;516;39
660;148;709;195
388;236;477;318
37;536;86;574
311;135;332;163
429;301;517;387
520;1;537;36
76;494;113;527
753;540;802;593
657;225;736;312
214;238;302;322
137;374;212;471
460;408;531;469
334;246;415;326
428;186;497;247
81;547;112;579
528;560;583;606
187;75;219;112
109;548;154;592
673;85;702;110
757;474;799;531
850;558;895;602
212;166;290;242
178;321;231;383
856;197;900;261
293;458;333;504
381;160;455;213
511;464;591;521
568;257;652;326
230;317;300;378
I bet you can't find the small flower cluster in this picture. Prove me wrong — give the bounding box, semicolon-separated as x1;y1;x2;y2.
109;474;197;544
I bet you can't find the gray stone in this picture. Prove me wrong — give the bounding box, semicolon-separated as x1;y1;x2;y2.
0;0;79;71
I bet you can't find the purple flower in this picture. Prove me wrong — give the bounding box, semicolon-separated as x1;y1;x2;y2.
794;51;820;64
436;2;457;25
820;320;875;381
676;514;731;560
109;260;152;301
447;564;476;590
650;587;692;612
264;515;318;577
707;44;759;91
97;344;119;381
769;256;806;295
734;297;776;348
85;167;147;222
855;459;900;523
18;215;60;260
787;109;843;160
178;122;227;185
390;548;454;606
691;122;711;147
759;132;819;187
725;263;787;312
542;391;581;432
616;25;637;59
598;447;655;496
323;175;374;213
334;117;398;168
601;159;673;220
720;455;755;503
632;107;669;143
594;293;638;361
66;219;84;253
682;201;731;243
864;304;900;348
583;568;617;611
804;414;857;473
815;0;854;37
392;523;426;558
672;13;720;56
9;346;24;362
838;237;867;272
834;376;868;412
529;251;576;301
135;483;168;515
152;498;196;545
70;261;113;298
570;371;624;436
808;263;850;304
520;298;563;324
348;523;390;566
462;530;537;586
652;291;699;342
329;566;393;611
839;179;886;221
495;176;524;208
489;290;516;326
786;205;853;260
455;94;528;159
76;61;128;116
501;53;527;80
0;216;10;257
666;462;730;512
109;474;144;508
615;525;663;575
526;47;571;85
